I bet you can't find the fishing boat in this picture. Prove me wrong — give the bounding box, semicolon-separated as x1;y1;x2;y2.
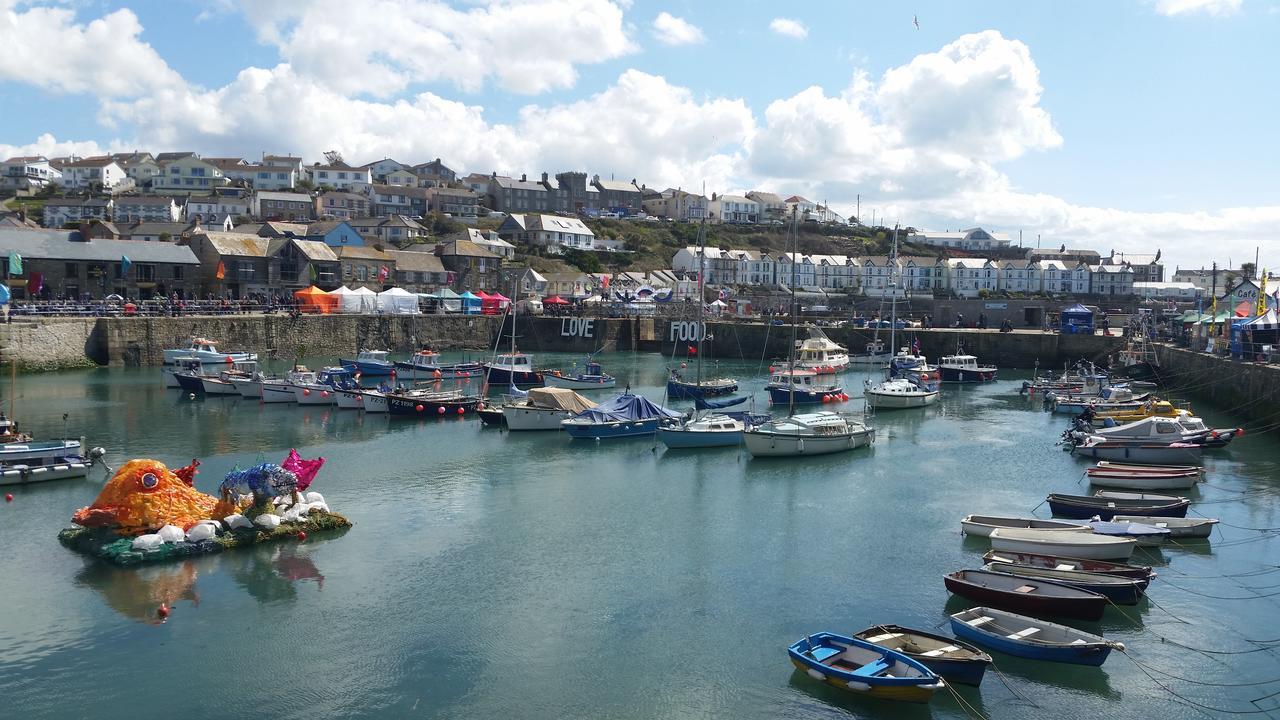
794;327;851;373
200;361;259;396
989;528;1137;560
339;349;395;377
944;569;1109;620
1110;515;1218;539
260;367;316;403
357;388;390;413
863;228;941;410
502;387;597;431
960;515;1091;537
542;358;617;390
394;350;484;380
980;563;1146;604
787;632;946;703
847;338;893;366
764;367;846;405
290;367;357;405
665;216;739;400
162;337;256;365
335;388;365;409
950;607;1123;666
1070;436;1203;465
562;392;679;439
1112;321;1162;384
1047;491;1190;520
1078;414;1240;447
887;347;939;385
1092;400;1185;423
1051;387;1151;415
0;438;94;486
1086;463;1201;490
666;370;738;400
938;354;997;383
852;625;992;687
163;357;205;388
484;352;543;387
1087;520;1171;547
386;388;481;416
229;369;276;399
982;550;1155;580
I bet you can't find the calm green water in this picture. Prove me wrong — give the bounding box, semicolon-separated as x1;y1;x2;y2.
1;353;1279;719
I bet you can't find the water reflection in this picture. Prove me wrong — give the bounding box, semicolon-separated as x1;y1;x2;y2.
74;559;203;624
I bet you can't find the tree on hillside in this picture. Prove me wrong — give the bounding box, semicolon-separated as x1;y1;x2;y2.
1241;262;1256;279
323;150;344;165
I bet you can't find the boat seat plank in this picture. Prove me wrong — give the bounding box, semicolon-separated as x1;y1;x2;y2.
1007;628;1041;639
852;657;894;677
864;632;904;643
1054;564;1077;570
921;646;960;657
967;616;996;627
809;646;841;663
1014;585;1038;594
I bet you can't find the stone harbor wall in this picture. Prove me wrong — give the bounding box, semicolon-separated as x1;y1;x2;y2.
0;319;101;371
1155;345;1280;433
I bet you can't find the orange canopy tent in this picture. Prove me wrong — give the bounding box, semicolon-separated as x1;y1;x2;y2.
294;285;339;314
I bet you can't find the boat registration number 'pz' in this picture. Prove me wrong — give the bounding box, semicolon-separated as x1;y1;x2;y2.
560;318;595;338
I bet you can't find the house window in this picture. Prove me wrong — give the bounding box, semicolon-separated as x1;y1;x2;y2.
65;263;78;277
277;173;287;180
173;265;183;280
319;172;329;179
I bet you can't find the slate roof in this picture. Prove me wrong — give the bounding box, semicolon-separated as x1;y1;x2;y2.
0;228;200;263
387;250;445;273
197;232;271;257
292;239;339;262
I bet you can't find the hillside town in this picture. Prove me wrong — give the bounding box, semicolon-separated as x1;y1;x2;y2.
0;150;1262;309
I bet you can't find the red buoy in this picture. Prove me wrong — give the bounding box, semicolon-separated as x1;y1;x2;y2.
1237;427;1246;436
321;390;330;398
303;388;311;396
225;355;233;364
433;370;442;379
457;407;466;415
4;493;12;502
297;531;308;541
415;404;425;412
157;603;170;619
437;406;446;415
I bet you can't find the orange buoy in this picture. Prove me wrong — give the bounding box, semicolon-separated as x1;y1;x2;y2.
321;390;330;398
157;603;170;619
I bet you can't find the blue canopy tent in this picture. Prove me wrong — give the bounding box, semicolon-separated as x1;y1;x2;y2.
459;290;482;314
1059;303;1095;335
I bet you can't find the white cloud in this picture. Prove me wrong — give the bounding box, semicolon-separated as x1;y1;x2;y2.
769;17;808;39
1154;0;1242;16
0;2;185;97
652;11;704;45
0;133;115;162
236;0;637;96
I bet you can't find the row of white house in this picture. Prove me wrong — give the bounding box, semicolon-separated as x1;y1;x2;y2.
670;247;1193;298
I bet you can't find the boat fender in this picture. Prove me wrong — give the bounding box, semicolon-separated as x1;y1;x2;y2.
806;669;826;682
437;406;446;415
416;404;425;412
1110;641;1126;651
797;439;804;452
922;681;947;690
845;681;870;691
156;524;186;543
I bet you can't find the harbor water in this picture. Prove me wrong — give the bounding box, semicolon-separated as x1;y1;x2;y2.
1;353;1279;718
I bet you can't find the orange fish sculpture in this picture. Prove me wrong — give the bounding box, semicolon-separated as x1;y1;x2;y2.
73;459;220;536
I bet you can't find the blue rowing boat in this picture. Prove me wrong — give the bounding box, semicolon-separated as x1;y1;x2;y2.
788;632;946;703
950;607;1123;666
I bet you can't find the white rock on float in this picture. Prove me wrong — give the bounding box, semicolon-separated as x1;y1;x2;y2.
254;514;282;529
156;525;186;543
311;502;330;514
132;533;164;551
304;492;324;505
185;523;218;542
280;507;301;523
224;513;253;530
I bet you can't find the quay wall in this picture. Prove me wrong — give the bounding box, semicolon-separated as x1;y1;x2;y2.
1154;345;1280;431
0;314;1130;370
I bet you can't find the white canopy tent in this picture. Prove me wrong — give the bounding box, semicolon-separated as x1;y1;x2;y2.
436;288;462;313
328;286;355;313
377;287;420;315
349;286;378;314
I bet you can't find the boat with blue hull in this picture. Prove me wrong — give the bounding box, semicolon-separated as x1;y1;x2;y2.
788;632;946;703
950;607;1123;666
484;352;543;387
852;625;992;687
764;367;844;405
562;392;680;440
544;360;617;390
666;371;737;400
340;350;395;377
394;350;484;380
938;354;998;383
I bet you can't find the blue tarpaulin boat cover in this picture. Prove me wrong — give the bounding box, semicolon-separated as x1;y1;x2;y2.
571;393;680;422
695;394;748;410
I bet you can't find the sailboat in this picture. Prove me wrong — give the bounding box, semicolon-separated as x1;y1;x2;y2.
744;211;875;457
666;216;739;400
865;226;940;410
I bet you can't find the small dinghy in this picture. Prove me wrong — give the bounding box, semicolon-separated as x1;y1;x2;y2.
944;569;1109;621
1086;463;1201;490
989;528;1137;561
950;607;1123;666
983;550;1155;580
1046;492;1190;520
1111;515;1218;539
1087;519;1171;546
1071;436;1203;465
960;514;1091;537
1096;461;1203;475
853;625;992;687
981;563;1147;605
788;632;946;703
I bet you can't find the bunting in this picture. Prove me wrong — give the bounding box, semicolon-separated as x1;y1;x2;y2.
7;253;21;276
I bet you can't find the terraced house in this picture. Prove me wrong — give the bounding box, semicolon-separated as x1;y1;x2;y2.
153;153;228;194
304;162;372;191
113;196;181;223
42;197;112;228
0;228;200;300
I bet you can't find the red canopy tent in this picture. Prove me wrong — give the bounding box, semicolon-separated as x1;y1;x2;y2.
542;295;570;305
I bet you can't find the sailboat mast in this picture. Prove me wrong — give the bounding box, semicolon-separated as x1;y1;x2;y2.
889;225;899;354
695;213;707;389
788;207;798;417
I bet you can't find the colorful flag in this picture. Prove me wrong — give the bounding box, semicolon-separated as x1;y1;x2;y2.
121;255;132;277
27;271;42;298
602;275;611;289
7;253;21;275
378;265;389;282
1259;270;1268;316
446;271;456;284
215;260;226;280
309;263;318;281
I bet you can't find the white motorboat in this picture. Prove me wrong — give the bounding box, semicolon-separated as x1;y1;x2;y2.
1085;467;1201;491
847;339;893;366
162;337;257;366
864;377;939;409
230;375;266;399
960;515;1091;537
335;388;365;409
359;390;390;413
503;387;597;431
744;411;874;457
200;361;258;396
290;367;354;405
1071;436;1203;465
989;528;1137;561
1082;414;1231;446
163;357;205;388
260;366;321;404
0;438;93;486
794;327;851;373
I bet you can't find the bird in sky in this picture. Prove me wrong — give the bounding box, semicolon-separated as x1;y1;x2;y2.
913;14;920;30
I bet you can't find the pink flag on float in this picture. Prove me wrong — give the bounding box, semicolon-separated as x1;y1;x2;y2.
282;448;325;491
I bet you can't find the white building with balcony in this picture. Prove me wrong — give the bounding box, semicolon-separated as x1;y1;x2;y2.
708;194;759;224
1;156;60;191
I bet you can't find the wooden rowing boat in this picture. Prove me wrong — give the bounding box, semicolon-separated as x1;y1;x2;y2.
943;569;1109;621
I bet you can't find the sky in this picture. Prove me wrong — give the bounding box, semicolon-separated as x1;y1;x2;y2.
1;0;1277;272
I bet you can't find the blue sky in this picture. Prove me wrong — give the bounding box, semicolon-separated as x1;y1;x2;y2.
1;0;1277;269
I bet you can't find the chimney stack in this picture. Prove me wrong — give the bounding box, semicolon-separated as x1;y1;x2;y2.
520;173;527;182
78;221;91;241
